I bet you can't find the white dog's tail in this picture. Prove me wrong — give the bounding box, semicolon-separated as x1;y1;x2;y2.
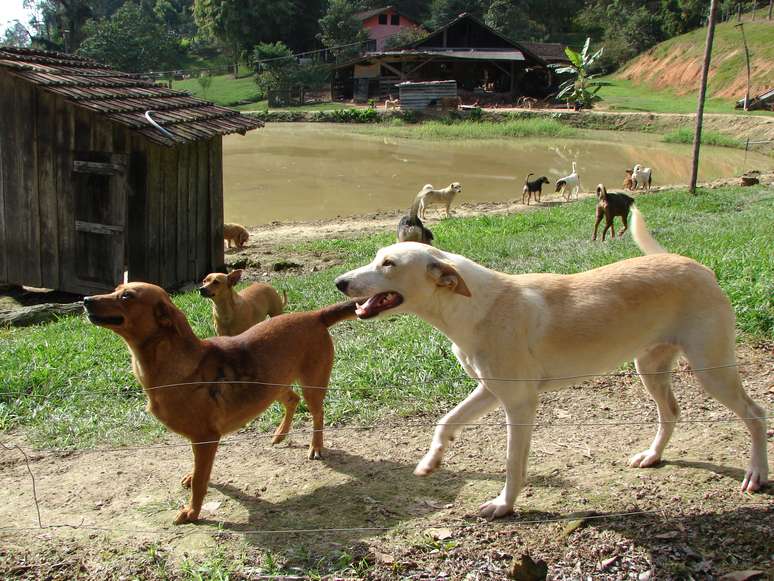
630;207;667;255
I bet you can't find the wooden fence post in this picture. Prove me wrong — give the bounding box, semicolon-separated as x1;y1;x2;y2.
689;0;719;195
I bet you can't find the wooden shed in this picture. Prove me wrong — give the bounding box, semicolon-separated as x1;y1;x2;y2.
0;47;262;295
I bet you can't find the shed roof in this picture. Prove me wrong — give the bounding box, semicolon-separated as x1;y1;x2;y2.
520;42;570;64
0;47;263;146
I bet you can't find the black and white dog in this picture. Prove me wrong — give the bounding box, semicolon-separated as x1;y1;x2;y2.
397;213;434;245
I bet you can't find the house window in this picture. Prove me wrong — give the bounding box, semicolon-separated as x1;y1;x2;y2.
378;14;388;24
391;14;400;25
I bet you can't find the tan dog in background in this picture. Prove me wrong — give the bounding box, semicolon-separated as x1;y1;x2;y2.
223;223;249;249
84;282;357;524
414;182;463;219
200;270;286;336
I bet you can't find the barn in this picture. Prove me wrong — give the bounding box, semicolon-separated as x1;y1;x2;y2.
0;47;262;295
333;13;556;103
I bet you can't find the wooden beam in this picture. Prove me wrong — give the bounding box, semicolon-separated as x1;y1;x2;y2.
73;160;126;175
381;61;404;79
406;57;436;77
75;220;124;235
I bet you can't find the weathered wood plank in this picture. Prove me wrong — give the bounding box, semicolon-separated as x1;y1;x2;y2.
176;143;189;283
7;77;42;286
145;143;163;285
126;138;148;282
209;136;225;272
72;160;126;175
160;146;178;288
56;95;77;292
35;90;61;289
0;302;83;327
0;74;10;282
187;142;198;281
75;220;124;235
196;140;209;278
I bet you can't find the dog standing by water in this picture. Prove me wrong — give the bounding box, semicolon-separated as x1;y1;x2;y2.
522;173;550;205
415;182;462;219
593;184;635;241
555;162;582;201
334;212;768;519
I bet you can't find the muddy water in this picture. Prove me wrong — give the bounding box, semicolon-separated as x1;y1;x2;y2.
223;123;768;225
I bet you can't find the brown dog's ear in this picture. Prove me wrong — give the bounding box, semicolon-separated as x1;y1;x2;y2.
154;299;190;336
427;260;472;297
227;269;243;287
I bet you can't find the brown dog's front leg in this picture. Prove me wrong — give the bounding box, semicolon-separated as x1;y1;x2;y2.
175;439;219;525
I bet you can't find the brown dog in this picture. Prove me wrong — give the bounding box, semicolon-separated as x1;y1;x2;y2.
623;169;635;191
84;283;357;524
593;184;635;241
223;223;249;249
200;270;286;336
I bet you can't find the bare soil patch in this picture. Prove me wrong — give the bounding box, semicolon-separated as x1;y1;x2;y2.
1;344;772;579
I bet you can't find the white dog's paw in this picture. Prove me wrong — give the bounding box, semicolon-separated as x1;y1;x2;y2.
414;451;442;476
741;467;768;493
478;495;514;520
628;449;662;468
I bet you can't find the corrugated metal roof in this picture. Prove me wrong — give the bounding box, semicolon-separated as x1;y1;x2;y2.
0;47;263;146
364;49;525;62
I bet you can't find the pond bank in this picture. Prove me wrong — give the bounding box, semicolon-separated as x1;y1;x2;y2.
242;108;774;154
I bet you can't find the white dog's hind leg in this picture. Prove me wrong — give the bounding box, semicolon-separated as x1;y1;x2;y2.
479;392;538;519
629;345;680;468
414;383;498;476
683;347;769;492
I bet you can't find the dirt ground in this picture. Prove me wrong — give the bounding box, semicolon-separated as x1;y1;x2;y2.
1;343;772;579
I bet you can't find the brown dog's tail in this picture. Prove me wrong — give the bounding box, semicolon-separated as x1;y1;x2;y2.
525;172;534;185
319;299;359;327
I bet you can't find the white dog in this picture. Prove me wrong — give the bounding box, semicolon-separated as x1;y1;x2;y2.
384;97;400;111
632;164;653;191
334;210;768;519
413;182;462;219
555;161;582;201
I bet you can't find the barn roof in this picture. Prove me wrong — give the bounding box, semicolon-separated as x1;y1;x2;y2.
520;42;571;64
0;47;263;146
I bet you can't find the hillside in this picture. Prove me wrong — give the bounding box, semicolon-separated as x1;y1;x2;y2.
616;19;774;100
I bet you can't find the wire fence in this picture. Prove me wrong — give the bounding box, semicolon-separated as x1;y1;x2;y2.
0;362;770;540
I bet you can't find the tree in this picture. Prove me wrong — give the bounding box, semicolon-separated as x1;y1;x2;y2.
77;3;179;71
428;0;484;29
194;0;294;77
2;21;32;47
551;38;610;108
317;0;369;61
484;0;548;42
383;25;428;50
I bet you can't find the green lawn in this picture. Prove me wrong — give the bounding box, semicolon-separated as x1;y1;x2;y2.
662;127;742;147
597;78;754;115
348;117;577;139
1;186;771;449
235;100;358;112
172;72;262;107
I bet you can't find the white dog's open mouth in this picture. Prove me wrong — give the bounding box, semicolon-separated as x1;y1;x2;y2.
355;292;403;319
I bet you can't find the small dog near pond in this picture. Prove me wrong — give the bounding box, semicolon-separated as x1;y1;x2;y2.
200;269;286;336
84;282;358;524
522;173;550;205
632;164;653;191
623;169;636;191
415;182;462;219
592;184;635;241
223;223;249;249
555;162;582;201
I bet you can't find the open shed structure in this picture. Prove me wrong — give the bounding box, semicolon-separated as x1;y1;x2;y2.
334;13;554;103
0;47;262;294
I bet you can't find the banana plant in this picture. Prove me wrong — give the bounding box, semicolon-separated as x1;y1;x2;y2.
550;38;610;109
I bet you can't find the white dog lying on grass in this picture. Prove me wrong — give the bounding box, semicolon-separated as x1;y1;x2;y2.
334;209;768;519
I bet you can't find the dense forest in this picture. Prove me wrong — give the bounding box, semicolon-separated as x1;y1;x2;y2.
1;0;754;75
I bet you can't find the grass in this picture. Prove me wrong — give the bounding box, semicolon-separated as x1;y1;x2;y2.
235;100;358;112
597;78;746;115
662;127;742;148
1;186;771;449
349;117;577;139
172;72;262;107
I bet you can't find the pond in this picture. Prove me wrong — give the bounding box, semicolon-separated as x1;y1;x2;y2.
222;123;768;225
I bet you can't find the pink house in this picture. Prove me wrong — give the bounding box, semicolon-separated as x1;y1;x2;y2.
354;6;424;51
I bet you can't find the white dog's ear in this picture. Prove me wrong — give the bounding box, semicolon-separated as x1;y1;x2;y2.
427;260;471;297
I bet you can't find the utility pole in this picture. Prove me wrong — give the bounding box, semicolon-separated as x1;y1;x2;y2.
736;22;752;111
769;0;773;20
689;0;719;195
